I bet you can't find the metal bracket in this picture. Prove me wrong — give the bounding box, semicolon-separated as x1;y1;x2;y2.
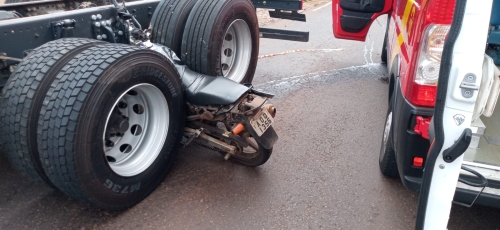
259;28;309;42
182;127;204;147
101;24;117;43
114;19;131;44
459;73;479;98
51;19;76;39
269;10;306;22
91;19;117;42
251;0;303;11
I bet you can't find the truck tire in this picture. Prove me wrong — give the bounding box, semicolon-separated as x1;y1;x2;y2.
0;38;101;186
150;0;198;56
181;0;259;84
379;101;398;178
37;44;185;210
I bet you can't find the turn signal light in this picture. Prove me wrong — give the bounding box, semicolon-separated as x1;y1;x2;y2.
413;157;424;167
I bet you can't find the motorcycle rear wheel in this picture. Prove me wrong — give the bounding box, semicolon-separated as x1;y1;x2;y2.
227;134;272;167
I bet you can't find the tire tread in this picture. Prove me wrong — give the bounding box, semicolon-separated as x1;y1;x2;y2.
37;44;142;201
182;0;225;71
0;38;100;185
150;0;197;55
181;0;258;83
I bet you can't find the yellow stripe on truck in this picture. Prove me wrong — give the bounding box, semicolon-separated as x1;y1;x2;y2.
398;33;405;46
402;0;415;30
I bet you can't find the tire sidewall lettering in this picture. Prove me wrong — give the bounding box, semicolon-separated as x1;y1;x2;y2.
133;66;179;98
79;59;183;204
104;178;141;194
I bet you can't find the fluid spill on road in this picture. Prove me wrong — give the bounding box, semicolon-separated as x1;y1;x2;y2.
255;63;387;96
363;39;375;65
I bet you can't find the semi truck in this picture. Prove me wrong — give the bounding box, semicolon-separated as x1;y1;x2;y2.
0;0;306;209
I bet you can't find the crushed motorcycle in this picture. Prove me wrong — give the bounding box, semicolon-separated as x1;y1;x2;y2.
153;44;278;166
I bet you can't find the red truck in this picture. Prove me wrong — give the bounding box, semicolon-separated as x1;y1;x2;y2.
334;0;500;228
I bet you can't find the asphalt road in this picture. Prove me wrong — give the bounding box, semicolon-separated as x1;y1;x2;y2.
1;3;500;230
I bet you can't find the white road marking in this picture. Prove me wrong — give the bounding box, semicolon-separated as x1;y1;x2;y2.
311;2;332;12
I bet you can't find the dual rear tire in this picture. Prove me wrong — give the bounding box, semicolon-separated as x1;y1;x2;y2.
0;39;185;210
151;0;259;84
0;38;102;187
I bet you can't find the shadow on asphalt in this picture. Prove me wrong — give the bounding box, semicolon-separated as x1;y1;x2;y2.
0;144;272;229
2;145;500;230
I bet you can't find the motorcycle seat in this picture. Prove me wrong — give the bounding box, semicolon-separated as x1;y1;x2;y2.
177;66;249;105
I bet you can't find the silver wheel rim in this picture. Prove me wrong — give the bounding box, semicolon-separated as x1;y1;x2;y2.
220;19;252;82
380;111;393;162
103;84;169;177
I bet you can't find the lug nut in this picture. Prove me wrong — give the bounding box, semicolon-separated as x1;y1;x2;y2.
105;140;115;147
94;22;101;27
118;31;123;35
96;35;102;40
96;14;102;19
91;15;96;20
118;102;127;109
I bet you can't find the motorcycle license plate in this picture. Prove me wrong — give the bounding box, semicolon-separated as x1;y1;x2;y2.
250;108;274;136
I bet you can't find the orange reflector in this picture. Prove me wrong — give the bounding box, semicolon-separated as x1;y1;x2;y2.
413;157;424;167
232;123;245;135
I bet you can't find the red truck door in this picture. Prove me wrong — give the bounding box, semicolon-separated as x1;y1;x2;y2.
332;0;392;41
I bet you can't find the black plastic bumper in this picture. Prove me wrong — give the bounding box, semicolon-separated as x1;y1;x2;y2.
392;80;500;208
391;79;433;192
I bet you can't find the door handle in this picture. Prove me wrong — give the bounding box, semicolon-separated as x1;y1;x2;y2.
442;128;472;163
